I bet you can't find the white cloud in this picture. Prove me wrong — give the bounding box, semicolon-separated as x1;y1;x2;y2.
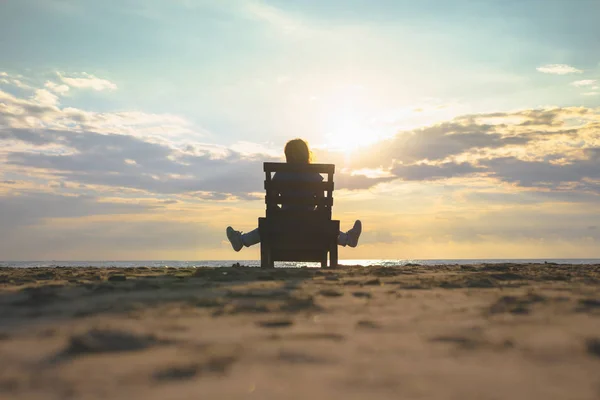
33;89;59;106
58;72;118;91
3;72;600;259
0;86;199;143
536;64;583;75
3;73;600;200
571;79;597;87
0;72;32;89
45;81;70;95
10;79;32;89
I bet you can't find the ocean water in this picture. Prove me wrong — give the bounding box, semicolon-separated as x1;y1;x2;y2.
1;259;599;268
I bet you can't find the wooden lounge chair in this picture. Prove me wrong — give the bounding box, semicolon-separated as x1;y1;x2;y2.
258;162;340;268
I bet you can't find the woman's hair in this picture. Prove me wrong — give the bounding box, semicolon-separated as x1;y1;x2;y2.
284;138;312;164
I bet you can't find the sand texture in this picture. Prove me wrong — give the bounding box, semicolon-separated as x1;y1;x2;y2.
0;263;599;400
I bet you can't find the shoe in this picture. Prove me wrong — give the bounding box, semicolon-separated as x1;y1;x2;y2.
346;220;362;248
226;227;243;252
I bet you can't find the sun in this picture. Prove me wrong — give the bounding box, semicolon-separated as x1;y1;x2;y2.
320;83;391;153
326;129;372;153
324;113;380;153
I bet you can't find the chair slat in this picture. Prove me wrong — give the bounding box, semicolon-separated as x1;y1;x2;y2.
264;162;335;174
265;195;333;207
261;218;337;234
269;233;330;247
265;180;334;192
271;239;330;250
264;210;331;220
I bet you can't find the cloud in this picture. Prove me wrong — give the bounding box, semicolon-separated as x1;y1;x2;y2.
2;73;600;258
45;81;70;95
2;75;600;204
0;87;198;143
427;208;600;244
334;119;531;169
481;155;600;193
571;79;597;87
58;72;118;91
4;127;274;197
536;64;583;75
0;78;274;199
6;101;599;198
391;162;483;181
582;92;599;96
0;192;155;229
33;89;59;106
335;173;395;190
317;107;600;193
0;72;33;89
0;194;222;259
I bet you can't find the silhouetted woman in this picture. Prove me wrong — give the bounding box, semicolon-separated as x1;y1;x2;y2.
226;138;362;251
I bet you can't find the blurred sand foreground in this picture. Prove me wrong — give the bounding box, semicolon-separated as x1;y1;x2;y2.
0;264;599;400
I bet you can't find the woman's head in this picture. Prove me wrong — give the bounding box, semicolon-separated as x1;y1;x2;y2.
284;138;312;164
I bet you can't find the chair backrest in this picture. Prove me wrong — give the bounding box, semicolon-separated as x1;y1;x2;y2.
263;162;335;219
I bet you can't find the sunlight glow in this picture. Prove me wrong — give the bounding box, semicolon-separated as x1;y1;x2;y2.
320;84;469;153
321;90;386;152
350;168;394;178
324;118;379;152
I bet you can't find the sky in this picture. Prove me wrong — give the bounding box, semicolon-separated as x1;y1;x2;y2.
1;0;600;261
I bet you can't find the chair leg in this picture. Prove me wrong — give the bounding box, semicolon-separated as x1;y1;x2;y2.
260;242;270;268
330;220;340;268
259;218;274;269
330;242;338;268
269;257;275;269
262;252;274;269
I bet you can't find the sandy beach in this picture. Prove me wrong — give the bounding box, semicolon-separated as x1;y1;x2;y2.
0;263;598;400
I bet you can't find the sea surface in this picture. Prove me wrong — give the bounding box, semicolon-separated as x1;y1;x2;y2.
1;259;599;268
